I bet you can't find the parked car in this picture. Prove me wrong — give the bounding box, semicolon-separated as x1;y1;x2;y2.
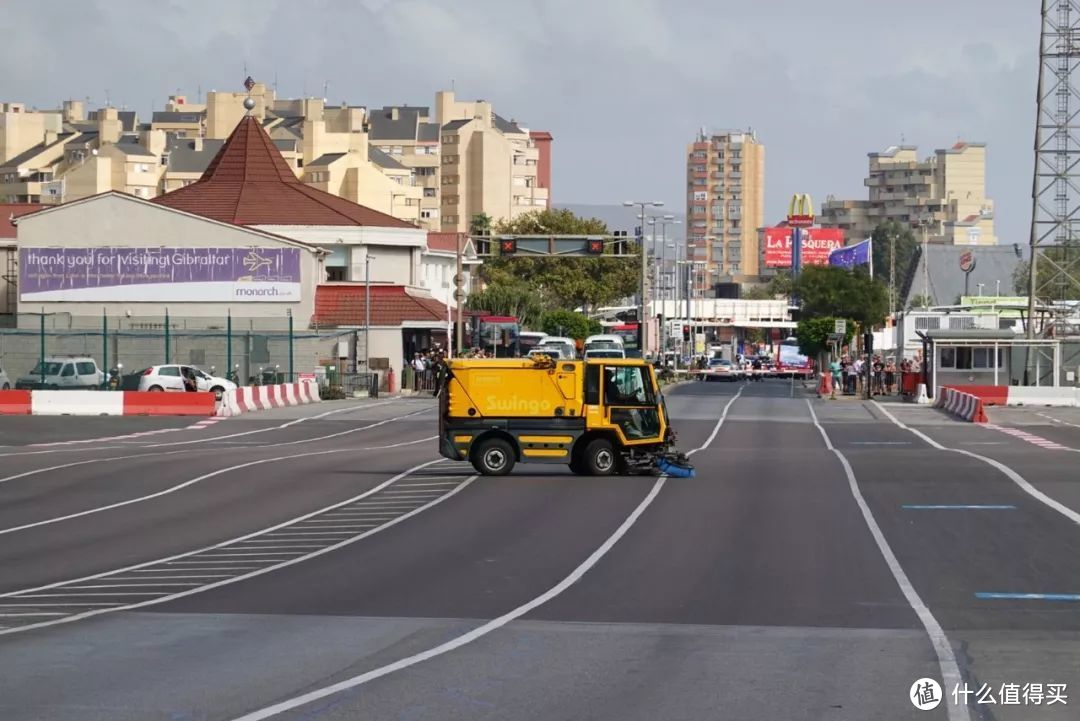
704;358;741;382
15;357;104;390
136;364;237;399
0;364;10;390
534;336;578;360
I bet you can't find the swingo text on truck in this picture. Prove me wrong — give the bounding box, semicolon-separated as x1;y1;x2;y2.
438;355;694;477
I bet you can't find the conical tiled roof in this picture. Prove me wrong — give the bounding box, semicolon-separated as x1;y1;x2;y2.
154;116;415;228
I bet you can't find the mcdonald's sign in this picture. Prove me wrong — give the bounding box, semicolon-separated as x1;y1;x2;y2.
787;193;814;228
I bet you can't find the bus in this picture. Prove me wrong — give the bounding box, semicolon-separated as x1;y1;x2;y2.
601;323;641;357
775;337;814;379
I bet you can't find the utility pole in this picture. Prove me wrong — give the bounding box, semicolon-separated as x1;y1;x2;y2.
624;200;664;356
1029;0;1080;338
889;227;897;314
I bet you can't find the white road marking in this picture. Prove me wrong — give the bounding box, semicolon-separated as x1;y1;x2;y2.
0;461;475;637
876;402;1080;527
225;387;747;721
0;431;437;537
0;401;425;460
1037;412;1080;429
0;449;188;486
808;400;968;721
64;583;203;588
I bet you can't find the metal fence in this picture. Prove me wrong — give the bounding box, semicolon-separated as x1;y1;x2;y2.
0;312;353;388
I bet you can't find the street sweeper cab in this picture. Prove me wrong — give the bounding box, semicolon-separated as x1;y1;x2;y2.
438;355;694;477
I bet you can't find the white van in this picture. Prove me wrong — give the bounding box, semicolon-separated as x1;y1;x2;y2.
535;336;577;360
585;334;625;350
16;357;104;390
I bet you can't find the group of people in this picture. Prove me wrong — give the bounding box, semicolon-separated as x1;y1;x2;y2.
828;354;913;396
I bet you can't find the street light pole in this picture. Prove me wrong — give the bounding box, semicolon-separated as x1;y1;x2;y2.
624;200;663;356
364;254;372;373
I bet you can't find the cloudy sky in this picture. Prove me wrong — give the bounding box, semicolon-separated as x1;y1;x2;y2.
1;0;1038;242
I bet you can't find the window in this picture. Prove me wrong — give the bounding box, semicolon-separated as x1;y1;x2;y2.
416;167;436;176
423;187;437;197
61;364;75;377
585;365;600;404
692;205;705;214
693;178;705;186
914;317;941;330
391;146;403;155
420;209;439;219
602;366;654;407
159;366;181;377
326;266;347;281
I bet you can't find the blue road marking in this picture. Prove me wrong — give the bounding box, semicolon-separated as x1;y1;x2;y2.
976;592;1080;602
902;505;1017;510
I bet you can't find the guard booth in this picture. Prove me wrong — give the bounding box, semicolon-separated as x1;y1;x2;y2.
922;329;1073;395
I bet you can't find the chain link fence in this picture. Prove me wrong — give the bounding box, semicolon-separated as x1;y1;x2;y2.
0;312;354;389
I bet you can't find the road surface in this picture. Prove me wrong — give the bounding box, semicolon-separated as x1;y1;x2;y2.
0;384;1077;720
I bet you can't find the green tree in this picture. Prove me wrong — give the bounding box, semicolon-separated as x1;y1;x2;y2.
1013;247;1080;299
477;209;640;313
539;310;600;340
871;221;919;310
466;282;544;330
907;293;933;310
794;265;889;328
470;212;493;236
743;285;774;300
796;316;855;358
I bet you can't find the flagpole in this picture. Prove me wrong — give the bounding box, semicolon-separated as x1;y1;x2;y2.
868;238;873;279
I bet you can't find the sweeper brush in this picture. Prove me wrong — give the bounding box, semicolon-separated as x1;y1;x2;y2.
656;453;695;478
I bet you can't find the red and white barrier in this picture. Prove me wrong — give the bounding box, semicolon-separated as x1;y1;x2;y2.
937;384;1079;409
0;390;216;416
216;380;321;417
934;387;988;423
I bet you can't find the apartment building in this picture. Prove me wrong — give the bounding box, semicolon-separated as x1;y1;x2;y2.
819;142;996;245
685;128;765;290
0;84;551;233
1;103;162;204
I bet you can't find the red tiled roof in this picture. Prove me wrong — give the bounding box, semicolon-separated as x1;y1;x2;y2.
0;203;45;238
313;284;450;327
154;116;416;229
427;231;466;252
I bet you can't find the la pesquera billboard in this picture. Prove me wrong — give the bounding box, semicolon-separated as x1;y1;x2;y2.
763;228;844;268
19;247;302;302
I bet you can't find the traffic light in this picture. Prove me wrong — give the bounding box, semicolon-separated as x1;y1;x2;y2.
499;238;517;256
683;325;690;341
586;238;605;255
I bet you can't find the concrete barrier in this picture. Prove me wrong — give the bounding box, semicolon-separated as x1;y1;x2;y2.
934;387;988;423
31;391;125;416
943;384;1009;406
1006;386;1079;407
123;391;217;416
217;380;321;417
0;390;32;415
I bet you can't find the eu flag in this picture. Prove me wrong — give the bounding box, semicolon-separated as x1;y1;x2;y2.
828;238;872;269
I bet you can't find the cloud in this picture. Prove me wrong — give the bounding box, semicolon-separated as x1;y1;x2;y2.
0;0;1043;244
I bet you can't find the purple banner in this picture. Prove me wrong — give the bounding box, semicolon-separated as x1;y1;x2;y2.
19;247;303;302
